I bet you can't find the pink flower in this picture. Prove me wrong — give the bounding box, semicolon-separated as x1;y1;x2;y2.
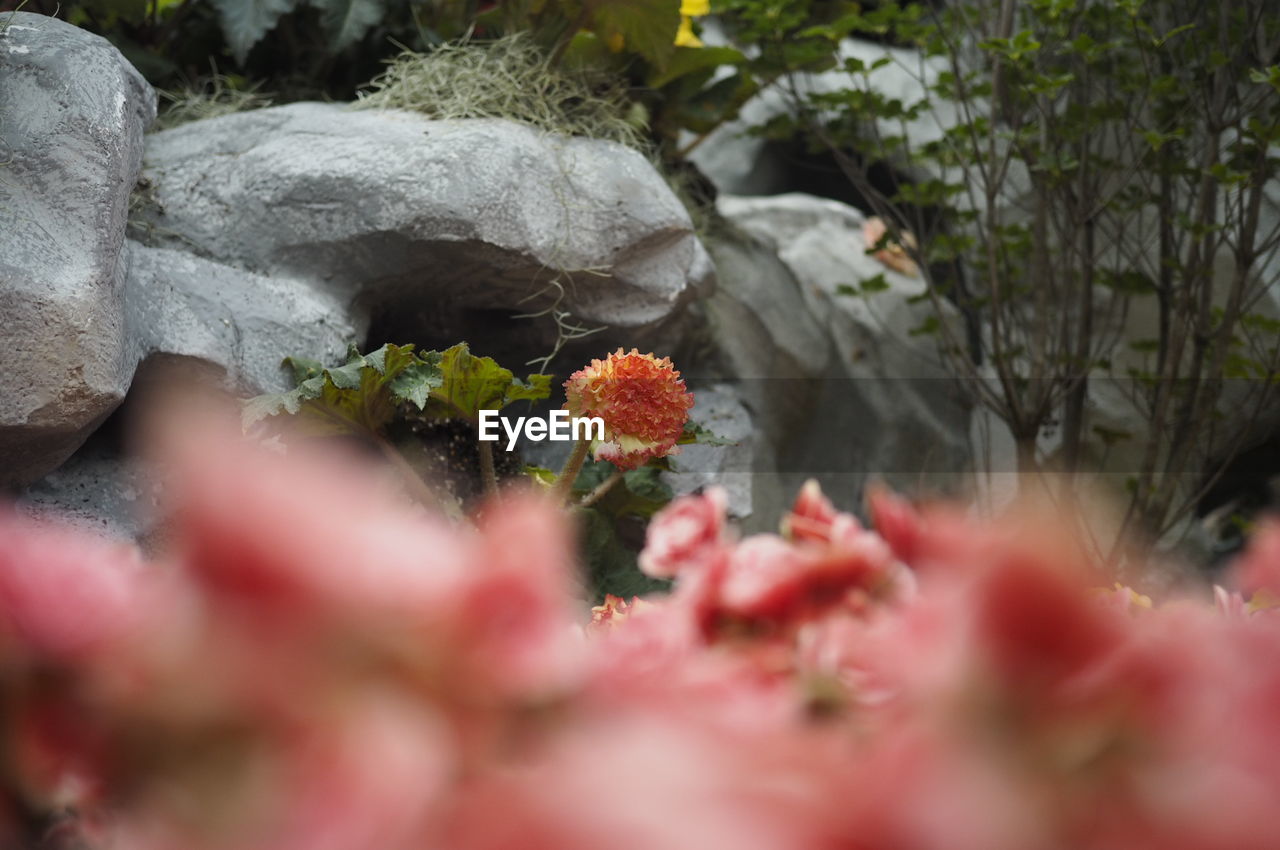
716;531;895;625
781;479;863;548
638;487;730;579
863;216;919;276
0;511;147;661
588;594;653;631
1233;519;1280;598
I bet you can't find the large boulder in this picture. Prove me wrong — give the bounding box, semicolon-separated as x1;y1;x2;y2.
0;12;155;487
135;104;714;341
704;193;973;512
125;243;357;394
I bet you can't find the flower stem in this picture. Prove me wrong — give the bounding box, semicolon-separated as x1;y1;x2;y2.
478;439;498;496
577;468;624;509
375;437;449;514
552;439;591;505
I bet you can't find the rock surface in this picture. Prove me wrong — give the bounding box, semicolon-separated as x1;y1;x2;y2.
661;383;758;521
17;434;164;542
0;12;155;487
703;193;973;513
125;243;357;393
689;39;957;197
135;103;714;340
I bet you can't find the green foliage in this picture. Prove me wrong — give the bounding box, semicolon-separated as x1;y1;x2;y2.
207;0;297;64
243;343;439;436
678;419;737;446
744;0;1280;552
243;342;550;437
419;343;552;424
572;460;674;600
590;0;681;67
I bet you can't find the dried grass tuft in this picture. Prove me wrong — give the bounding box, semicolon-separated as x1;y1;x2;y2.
354;34;646;149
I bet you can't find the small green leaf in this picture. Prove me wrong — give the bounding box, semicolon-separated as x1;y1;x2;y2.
1092;425;1132;445
859;273;890;293
523;465;558;487
677;420;735;446
908;315;941;337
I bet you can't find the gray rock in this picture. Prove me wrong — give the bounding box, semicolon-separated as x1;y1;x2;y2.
704;194;973;511
125;242;358;394
689;40;957;196
0;12;156;487
662;383;758;520
136;104;713;337
17;435;163;543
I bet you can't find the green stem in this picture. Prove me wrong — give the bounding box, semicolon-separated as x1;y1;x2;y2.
551;439;591;505
577;468;623;509
478;439;498;496
376;437;448;515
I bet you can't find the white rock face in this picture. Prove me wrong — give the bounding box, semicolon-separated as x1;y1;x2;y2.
137;104;714;330
125;243;357;394
690;39;959;196
0;13;156;487
706;193;973;513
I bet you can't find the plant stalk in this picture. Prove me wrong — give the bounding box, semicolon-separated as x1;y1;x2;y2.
577;468;624;509
552;439;591;505
478;439;498;496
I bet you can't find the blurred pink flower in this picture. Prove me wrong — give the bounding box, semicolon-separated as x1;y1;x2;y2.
3;412;1280;850
638;486;729;578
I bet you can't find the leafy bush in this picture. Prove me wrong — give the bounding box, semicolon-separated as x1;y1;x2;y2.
3;412;1280;848
745;0;1280;553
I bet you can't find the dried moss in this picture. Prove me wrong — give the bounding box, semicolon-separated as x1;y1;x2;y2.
152;76;274;132
354;34;646;149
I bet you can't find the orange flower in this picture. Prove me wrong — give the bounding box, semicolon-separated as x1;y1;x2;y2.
563;349;694;471
588;594;653;630
862;216;919;276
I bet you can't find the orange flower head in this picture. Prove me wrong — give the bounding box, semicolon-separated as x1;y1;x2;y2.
564;349;694;471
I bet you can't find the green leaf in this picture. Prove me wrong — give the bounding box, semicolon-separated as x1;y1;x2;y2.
242;343;438;436
1092;425;1132;445
579;506;669;602
676;419;735;446
672;71;759;133
908;315;941;337
421;342;552;423
523;465;558;487
284;356;324;385
574;460;673;519
1100;269;1156;295
307;0;387;50
1250;65;1280;94
648;45;746;89
208;0;300;63
859;273;890;294
591;0;681;69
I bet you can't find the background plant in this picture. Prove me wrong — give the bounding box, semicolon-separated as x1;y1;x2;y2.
748;0;1280;558
245;342;725;598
